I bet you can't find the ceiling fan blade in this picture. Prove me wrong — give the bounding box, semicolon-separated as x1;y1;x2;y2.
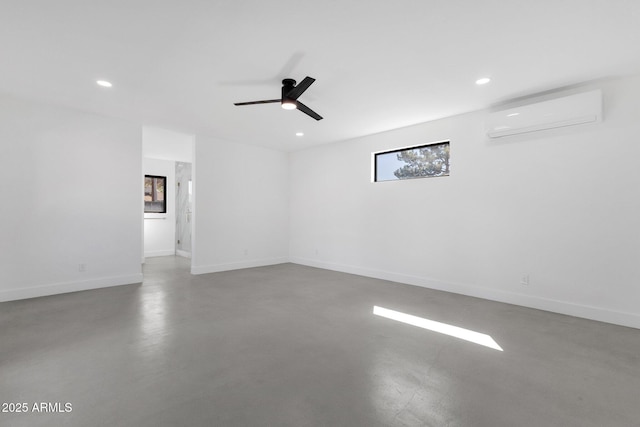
296;101;323;121
285;76;315;100
234;99;280;106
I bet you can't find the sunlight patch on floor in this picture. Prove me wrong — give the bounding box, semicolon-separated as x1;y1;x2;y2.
373;306;503;351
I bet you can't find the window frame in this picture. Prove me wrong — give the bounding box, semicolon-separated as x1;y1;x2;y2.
144;175;167;214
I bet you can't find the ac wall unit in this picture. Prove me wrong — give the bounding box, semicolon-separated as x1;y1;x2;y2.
485;89;602;138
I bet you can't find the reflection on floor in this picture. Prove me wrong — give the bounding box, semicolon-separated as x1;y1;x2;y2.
1;257;639;426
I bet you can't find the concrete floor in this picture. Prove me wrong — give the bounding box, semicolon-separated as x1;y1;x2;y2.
1;257;639;427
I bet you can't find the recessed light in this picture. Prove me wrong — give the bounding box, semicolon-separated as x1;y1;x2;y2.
475;77;491;85
296;132;304;137
96;80;113;88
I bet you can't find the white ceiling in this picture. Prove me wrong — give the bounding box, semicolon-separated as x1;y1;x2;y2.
2;0;639;151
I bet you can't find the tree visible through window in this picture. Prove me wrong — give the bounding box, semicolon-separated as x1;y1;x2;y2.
144;175;167;213
374;141;450;182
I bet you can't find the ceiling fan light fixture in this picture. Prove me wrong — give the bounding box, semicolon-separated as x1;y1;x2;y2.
281;100;297;110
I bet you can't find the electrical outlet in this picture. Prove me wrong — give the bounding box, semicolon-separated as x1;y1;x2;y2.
243;249;248;256
79;264;87;273
520;274;530;286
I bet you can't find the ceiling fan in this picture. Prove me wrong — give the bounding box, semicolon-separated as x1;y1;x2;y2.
234;77;323;121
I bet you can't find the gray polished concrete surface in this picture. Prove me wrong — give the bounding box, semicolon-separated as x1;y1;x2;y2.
1;257;639;427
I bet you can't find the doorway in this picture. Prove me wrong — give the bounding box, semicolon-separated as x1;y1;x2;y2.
142;126;195;268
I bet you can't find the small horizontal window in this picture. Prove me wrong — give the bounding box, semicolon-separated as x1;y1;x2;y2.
374;141;450;182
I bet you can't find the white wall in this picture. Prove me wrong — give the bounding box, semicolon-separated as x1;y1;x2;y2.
192;135;289;273
0;94;143;301
289;74;640;329
142;126;193;163
143;157;176;258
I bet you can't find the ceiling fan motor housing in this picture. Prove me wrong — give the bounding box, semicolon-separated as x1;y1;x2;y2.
282;79;296;98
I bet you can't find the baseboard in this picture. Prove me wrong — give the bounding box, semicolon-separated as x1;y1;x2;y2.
0;273;144;302
144;250;175;258
176;249;191;259
290;257;640;330
191;257;289;275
